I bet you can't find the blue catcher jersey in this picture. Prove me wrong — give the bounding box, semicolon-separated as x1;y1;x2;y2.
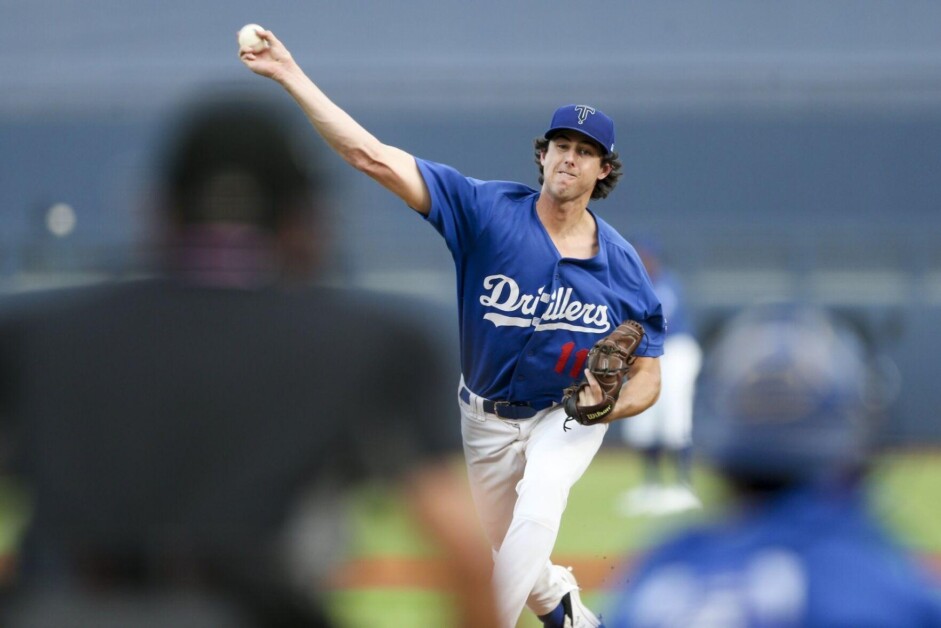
417;159;665;406
606;486;941;627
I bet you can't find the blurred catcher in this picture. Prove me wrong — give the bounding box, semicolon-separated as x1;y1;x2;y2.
606;304;941;627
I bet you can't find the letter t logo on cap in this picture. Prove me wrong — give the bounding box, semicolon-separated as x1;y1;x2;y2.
574;105;596;125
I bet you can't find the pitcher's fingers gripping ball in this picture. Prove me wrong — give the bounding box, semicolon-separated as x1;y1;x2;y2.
238;24;268;53
563;320;646;428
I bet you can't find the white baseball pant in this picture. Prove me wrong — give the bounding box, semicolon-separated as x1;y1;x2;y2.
458;379;607;627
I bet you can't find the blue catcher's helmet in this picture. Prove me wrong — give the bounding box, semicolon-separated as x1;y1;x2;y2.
693;304;872;483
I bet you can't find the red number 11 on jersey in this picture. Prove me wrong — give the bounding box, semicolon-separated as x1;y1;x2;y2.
555;342;588;379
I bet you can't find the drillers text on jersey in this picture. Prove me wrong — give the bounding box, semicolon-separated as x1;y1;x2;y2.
479;274;611;334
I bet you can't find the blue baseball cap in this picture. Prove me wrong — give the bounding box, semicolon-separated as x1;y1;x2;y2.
544;104;615;154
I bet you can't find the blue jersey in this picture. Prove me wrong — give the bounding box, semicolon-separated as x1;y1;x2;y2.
417;159;664;405
607;486;941;627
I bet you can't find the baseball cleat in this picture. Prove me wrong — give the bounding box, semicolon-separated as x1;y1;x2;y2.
557;565;603;627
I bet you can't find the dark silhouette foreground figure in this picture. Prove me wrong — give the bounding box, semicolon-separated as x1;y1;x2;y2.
0;92;495;627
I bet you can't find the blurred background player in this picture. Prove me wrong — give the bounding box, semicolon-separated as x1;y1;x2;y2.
619;238;703;516
0;91;496;627
606;304;941;627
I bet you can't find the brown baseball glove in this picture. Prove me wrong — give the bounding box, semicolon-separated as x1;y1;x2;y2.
562;320;645;427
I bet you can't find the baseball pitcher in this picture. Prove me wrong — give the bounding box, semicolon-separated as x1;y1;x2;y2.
240;29;665;628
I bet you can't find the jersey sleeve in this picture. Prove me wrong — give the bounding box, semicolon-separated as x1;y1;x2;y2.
415;158;498;257
637;278;666;357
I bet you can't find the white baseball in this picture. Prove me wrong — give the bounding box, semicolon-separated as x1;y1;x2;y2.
238;24;267;53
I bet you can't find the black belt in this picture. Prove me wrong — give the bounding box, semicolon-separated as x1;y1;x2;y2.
459;386;554;420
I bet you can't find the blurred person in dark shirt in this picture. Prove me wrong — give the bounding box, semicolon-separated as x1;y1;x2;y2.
0;91;495;627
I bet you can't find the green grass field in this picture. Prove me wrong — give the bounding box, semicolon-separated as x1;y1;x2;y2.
327;448;941;627
1;448;938;627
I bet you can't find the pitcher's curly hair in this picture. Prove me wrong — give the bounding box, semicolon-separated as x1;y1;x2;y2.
533;137;624;200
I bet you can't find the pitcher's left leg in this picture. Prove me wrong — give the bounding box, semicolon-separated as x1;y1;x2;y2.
490;408;606;626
